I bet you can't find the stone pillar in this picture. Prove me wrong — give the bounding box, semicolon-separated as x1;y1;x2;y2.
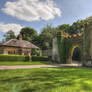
29;49;31;57
28;49;31;61
52;37;60;63
28;53;31;56
22;52;24;56
21;48;24;56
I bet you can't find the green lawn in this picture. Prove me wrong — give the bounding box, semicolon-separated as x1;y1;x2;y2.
0;67;92;92
0;61;52;66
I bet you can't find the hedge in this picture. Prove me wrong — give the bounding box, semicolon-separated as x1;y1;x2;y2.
32;56;49;61
0;55;30;62
0;55;49;62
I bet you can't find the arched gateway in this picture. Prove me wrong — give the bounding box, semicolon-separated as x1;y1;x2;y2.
52;25;92;66
67;45;81;64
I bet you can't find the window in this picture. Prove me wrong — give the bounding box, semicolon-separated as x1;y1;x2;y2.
8;51;11;54
8;50;16;54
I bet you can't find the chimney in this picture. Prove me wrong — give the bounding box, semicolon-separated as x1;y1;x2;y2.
19;34;22;40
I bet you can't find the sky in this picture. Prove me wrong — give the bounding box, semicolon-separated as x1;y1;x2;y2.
0;0;92;41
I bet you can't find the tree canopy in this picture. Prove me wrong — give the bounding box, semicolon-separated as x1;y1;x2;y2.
19;27;38;45
4;30;16;41
56;24;70;33
38;25;56;49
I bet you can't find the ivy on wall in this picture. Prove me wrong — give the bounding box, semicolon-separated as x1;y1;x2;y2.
57;33;73;64
56;21;92;64
84;25;92;61
57;33;64;63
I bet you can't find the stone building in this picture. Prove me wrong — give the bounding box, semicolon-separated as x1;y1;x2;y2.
52;30;92;66
0;35;39;56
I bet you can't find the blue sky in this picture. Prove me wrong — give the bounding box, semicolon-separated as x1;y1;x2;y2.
0;0;92;41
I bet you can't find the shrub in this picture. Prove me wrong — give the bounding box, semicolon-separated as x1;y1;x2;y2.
31;49;41;56
32;56;49;61
0;55;29;62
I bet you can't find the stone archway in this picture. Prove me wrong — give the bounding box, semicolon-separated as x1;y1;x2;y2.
72;47;81;64
67;45;81;64
52;29;92;65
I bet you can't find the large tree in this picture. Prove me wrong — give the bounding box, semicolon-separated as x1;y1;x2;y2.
4;30;16;41
19;27;38;45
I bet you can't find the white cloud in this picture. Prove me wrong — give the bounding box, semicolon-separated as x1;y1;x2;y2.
0;23;23;35
2;0;62;22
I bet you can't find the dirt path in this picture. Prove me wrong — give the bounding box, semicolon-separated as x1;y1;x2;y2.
0;64;82;70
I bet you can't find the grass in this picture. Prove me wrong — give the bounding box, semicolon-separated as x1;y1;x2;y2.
0;61;52;66
0;67;92;92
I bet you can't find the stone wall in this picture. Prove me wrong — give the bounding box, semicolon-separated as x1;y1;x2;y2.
90;29;92;59
84;28;92;66
52;37;60;62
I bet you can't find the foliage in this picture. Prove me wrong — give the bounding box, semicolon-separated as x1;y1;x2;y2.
31;49;41;56
57;33;73;63
4;30;16;41
67;20;84;35
32;56;49;61
0;55;29;61
0;68;92;92
62;38;73;62
56;20;86;35
19;27;38;45
56;16;92;36
39;25;56;49
83;22;92;61
56;24;70;33
57;32;63;63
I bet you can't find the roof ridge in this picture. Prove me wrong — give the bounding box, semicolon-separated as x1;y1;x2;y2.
3;39;17;45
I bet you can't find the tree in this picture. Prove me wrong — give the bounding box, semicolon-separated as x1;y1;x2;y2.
39;25;56;49
56;24;70;33
4;30;16;41
68;20;84;35
56;22;85;35
19;27;38;45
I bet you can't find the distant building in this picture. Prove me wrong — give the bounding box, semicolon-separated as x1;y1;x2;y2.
0;35;39;56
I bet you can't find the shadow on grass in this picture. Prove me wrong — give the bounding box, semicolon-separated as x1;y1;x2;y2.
0;67;92;92
0;61;52;66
